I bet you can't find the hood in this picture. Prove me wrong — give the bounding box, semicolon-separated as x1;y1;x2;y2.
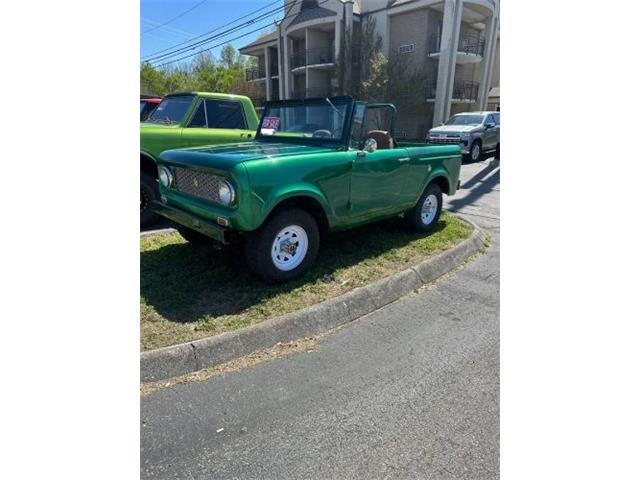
429;124;481;134
159;142;335;170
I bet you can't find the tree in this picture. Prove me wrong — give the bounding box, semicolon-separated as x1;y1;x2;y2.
140;62;167;96
139;43;250;96
335;16;384;99
220;44;241;70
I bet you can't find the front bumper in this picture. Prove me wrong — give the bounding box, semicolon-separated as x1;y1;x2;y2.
152;201;229;245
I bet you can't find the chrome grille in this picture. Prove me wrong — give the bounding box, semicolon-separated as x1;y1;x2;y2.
174;167;223;203
429;137;461;145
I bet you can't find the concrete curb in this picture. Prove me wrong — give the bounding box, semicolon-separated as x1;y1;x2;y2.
140;227;175;238
140;220;487;382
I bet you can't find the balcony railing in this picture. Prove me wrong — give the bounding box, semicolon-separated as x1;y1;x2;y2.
245;66;266;81
426;80;479;102
290;46;335;70
428;33;485;56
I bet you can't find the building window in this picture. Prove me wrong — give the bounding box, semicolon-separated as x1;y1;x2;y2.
398;43;415;54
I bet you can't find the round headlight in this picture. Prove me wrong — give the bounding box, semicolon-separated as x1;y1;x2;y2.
158;166;173;188
218;181;235;206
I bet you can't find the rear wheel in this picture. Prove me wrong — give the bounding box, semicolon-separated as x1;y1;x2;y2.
403;183;443;233
245;208;320;283
140;172;159;227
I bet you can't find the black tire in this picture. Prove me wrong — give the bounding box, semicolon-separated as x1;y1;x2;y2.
245;208;320;283
140;172;159;227
403;182;443;233
468;140;482;162
176;224;212;246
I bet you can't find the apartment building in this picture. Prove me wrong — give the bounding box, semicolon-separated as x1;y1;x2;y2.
239;0;499;139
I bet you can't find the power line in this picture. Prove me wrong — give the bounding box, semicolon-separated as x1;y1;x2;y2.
143;3;288;64
153;23;271;69
141;0;283;61
141;0;210;35
150;0;322;68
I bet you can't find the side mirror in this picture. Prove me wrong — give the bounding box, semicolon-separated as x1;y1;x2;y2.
363;138;377;153
485;122;495;129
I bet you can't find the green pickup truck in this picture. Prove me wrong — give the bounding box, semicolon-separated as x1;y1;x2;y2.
154;96;462;283
140;92;259;226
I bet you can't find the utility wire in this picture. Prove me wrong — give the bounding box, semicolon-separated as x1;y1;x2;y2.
141;0;284;61
143;3;288;63
150;0;324;68
141;0;210;35
152;23;271;69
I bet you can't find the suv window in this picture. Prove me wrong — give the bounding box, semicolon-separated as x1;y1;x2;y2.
205;100;246;129
188;101;207;128
493;113;500;124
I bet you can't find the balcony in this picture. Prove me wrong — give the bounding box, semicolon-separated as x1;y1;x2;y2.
269;61;279;77
426;80;479;103
245;66;266;82
290;46;335;71
291;86;332;99
428;33;485;64
251;97;266;107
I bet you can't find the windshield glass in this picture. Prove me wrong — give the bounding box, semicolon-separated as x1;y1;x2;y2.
146;95;193;125
258;98;351;142
445;114;484;126
140;101;147;113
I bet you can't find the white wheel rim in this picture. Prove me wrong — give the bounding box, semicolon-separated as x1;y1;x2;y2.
421;194;438;225
472;144;480;160
271;225;309;271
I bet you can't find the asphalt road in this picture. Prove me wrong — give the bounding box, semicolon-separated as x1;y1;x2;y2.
141;156;500;479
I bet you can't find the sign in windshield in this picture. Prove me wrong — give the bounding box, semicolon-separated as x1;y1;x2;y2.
257;98;351;142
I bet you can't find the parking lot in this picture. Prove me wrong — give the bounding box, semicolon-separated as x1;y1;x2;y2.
141;156;500;479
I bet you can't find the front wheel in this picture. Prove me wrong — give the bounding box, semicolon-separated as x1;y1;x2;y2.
141;172;160;227
468;140;482;162
403;183;443;233
245;208;320;283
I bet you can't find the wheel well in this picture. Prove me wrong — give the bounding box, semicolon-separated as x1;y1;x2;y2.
268;196;329;234
471;138;482;148
141;153;157;179
429;176;450;195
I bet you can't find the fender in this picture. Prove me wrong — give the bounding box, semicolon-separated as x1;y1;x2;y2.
254;184;333;229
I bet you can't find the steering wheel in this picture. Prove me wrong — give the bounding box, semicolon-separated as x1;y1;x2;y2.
312;129;332;138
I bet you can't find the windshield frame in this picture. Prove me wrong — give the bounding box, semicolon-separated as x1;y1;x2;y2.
255;96;356;148
145;94;195;125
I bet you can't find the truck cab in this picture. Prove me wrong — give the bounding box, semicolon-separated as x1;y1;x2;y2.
140;92;259;226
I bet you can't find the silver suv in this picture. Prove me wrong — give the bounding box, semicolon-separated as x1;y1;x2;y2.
427;111;500;162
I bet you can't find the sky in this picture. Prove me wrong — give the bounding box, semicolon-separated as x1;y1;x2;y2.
140;0;282;67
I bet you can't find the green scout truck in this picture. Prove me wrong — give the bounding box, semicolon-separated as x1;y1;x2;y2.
153;96;462;283
140;92;259;226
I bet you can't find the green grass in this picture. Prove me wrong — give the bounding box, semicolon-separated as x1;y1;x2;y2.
140;212;473;351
